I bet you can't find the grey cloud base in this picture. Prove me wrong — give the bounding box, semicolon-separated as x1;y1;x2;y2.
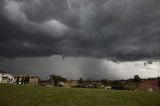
1;0;160;61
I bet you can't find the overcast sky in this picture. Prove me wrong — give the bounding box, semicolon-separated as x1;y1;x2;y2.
0;0;160;80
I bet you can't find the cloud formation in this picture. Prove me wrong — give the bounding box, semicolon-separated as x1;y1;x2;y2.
1;0;160;61
0;56;160;80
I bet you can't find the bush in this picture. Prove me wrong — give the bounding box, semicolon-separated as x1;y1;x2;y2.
111;85;125;90
124;86;136;91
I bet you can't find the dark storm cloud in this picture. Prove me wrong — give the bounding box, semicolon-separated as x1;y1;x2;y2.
1;0;160;61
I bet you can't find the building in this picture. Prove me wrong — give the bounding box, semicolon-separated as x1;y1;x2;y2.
14;75;40;85
29;76;39;85
0;71;15;84
66;80;78;87
138;79;160;91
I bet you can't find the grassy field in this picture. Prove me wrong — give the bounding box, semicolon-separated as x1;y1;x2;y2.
0;84;160;106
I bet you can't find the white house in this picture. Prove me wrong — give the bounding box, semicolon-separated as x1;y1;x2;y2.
0;71;15;84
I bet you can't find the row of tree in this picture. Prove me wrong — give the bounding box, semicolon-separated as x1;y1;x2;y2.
49;74;142;88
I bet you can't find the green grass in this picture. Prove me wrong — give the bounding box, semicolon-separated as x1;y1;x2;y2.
0;84;160;106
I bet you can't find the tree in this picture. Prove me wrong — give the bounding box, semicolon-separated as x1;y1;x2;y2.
78;77;84;84
50;74;66;86
85;78;91;85
26;75;30;84
101;79;109;86
16;75;20;84
133;75;141;86
21;76;25;85
111;80;122;85
24;75;30;84
60;77;67;82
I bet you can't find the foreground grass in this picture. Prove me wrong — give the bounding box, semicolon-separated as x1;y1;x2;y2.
0;84;160;106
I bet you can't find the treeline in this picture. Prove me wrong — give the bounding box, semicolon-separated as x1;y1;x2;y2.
75;75;141;90
49;74;143;90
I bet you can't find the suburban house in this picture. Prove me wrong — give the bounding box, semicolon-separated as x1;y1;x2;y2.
30;76;40;85
65;80;79;87
0;71;15;84
14;74;40;85
138;79;160;91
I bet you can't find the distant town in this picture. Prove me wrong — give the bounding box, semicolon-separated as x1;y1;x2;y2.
0;70;160;92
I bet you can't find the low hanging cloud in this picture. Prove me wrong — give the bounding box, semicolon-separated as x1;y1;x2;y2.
0;56;160;80
1;0;160;61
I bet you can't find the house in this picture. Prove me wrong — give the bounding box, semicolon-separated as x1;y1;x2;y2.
29;76;39;85
66;80;78;87
14;74;40;85
138;79;160;91
0;71;15;84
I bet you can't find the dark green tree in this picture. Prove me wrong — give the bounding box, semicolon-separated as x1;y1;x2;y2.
60;77;66;82
24;76;26;85
101;79;109;86
133;75;141;86
78;77;84;84
50;74;66;86
26;75;30;84
21;76;25;85
24;75;30;85
16;75;20;84
85;79;92;85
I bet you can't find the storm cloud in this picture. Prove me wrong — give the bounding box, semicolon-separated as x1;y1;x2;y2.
1;56;160;80
1;0;160;61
